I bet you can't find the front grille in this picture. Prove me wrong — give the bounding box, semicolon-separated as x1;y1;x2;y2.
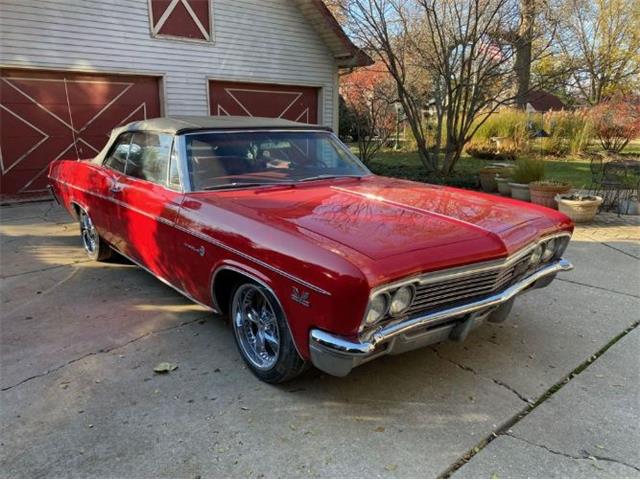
403;253;532;317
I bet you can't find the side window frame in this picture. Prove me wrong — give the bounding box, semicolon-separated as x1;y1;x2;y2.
103;132;133;174
110;130;175;189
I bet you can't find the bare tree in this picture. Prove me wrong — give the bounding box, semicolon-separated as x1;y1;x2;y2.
557;0;640;105
416;0;542;173
342;0;439;172
513;0;537;108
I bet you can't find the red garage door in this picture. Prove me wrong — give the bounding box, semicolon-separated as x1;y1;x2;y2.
209;80;318;124
0;69;161;198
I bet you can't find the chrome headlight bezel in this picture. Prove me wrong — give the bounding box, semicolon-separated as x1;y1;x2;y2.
389;285;416;316
359;232;571;334
364;292;390;327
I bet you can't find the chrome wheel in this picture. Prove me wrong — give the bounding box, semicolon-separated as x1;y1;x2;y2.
232;284;281;371
79;210;98;255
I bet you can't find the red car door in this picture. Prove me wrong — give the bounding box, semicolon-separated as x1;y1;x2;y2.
80;132;133;246
109;131;184;285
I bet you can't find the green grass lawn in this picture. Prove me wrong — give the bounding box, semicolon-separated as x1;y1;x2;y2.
365;150;591;189
363;140;640;190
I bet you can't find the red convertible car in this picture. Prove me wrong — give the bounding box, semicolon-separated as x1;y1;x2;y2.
48;116;573;383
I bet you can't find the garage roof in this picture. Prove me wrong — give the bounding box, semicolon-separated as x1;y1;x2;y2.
295;0;374;68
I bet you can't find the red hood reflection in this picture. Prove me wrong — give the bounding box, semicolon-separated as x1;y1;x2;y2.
208;176;572;263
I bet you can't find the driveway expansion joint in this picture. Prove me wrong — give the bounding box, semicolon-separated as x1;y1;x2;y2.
0;314;211;392
437;320;640;478
430;347;532;405
505;433;640;472
600;241;640;260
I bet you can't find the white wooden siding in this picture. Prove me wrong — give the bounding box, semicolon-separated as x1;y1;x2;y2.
0;0;338;127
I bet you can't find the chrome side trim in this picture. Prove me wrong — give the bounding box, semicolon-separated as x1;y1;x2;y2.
311;258;573;358
113;247;218;313
49;177;330;296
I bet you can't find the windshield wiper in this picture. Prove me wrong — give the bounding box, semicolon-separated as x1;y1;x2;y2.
202;182;291;191
297;174;362;183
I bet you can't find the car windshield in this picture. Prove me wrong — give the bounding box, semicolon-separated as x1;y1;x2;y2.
184;130;369;191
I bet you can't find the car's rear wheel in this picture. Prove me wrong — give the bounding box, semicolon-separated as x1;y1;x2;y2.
230;282;307;383
78;208;112;261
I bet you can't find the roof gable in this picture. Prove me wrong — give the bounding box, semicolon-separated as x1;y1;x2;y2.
527;90;566;112
294;0;373;68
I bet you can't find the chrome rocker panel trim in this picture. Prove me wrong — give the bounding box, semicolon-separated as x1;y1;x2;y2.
309;258;573;377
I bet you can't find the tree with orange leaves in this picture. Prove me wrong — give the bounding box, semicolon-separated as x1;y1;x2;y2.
340;66;397;165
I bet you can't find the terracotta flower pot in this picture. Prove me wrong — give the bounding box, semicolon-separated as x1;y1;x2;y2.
495;176;511;196
529;181;572;209
509;182;530;201
479;168;500;192
555;195;603;223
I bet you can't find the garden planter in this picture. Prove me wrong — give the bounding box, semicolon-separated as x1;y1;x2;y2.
555;194;603;223
496;176;511;196
478;168;501;192
529;181;572;209
509;182;530;201
619;198;639;215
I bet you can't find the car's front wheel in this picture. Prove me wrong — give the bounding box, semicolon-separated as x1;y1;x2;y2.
230;282;307;383
78;208;112;262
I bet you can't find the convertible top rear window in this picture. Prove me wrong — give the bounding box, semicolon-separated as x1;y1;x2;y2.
184;130;369;191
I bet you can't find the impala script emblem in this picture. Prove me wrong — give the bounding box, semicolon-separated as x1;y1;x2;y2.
291;287;311;307
184;242;205;257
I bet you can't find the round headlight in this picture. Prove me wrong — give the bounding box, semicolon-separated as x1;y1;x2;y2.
541;238;556;262
529;244;543;266
365;294;389;326
389;286;414;316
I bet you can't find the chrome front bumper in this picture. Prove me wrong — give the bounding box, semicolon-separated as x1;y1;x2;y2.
309;258;573;377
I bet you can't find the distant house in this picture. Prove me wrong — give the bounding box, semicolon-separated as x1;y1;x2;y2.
525;90;566;113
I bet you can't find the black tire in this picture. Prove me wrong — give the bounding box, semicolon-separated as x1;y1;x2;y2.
78;207;113;262
229;281;307;383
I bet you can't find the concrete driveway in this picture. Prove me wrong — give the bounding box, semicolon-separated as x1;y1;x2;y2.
1;201;638;478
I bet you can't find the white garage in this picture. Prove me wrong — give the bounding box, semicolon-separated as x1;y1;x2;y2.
0;0;371;198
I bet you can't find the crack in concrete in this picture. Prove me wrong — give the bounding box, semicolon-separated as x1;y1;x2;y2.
430;347;532;405
557;278;640;299
1;260;92;280
0;314;210;392
506;433;640;473
438;320;640;478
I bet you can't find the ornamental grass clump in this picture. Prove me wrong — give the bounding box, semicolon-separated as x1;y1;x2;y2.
541;111;593;156
473;109;533;151
511;157;545;184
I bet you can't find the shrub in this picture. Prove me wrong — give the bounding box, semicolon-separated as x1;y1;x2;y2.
466;139;519;160
589;96;640;153
511;157;545;184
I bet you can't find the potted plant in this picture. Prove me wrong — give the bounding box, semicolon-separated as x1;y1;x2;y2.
619;194;639;215
529;180;572;209
555;194;603;222
495;174;512;196
508;158;545;201
478;163;512;193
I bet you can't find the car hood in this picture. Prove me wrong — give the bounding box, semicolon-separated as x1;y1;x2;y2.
207;176;572;266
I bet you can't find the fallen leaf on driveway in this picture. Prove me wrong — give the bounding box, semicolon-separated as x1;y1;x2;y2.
385;464;397;472
154;362;178;373
374;426;385;432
